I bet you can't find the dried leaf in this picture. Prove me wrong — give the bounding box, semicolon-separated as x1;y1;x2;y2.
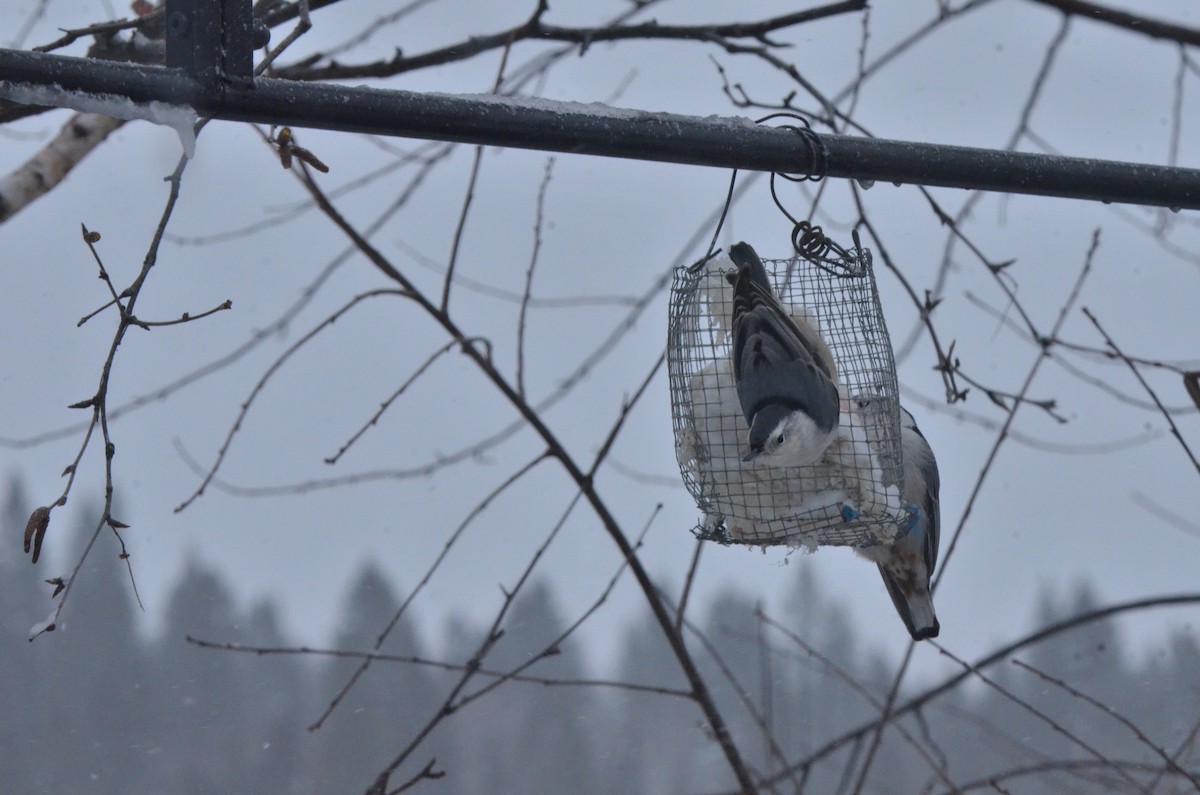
45;577;65;597
107;517;130;529
24;506;50;564
275;126;294;170
294;146;330;173
68;398;94;409
1184;371;1200;411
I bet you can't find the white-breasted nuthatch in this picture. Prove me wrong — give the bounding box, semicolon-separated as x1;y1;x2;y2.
857;407;941;640
727;241;841;466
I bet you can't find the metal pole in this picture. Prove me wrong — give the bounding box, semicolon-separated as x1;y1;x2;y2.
1;47;1198;210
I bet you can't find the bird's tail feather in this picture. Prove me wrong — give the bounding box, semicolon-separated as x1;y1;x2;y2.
879;565;940;641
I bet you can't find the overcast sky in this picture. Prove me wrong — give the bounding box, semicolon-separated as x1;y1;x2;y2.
2;0;1199;681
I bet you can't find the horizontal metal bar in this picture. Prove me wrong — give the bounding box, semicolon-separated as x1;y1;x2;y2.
2;47;1199;209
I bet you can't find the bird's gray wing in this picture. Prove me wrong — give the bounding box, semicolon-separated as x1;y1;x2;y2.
900;412;941;575
731;307;839;431
728;241;836;376
921;463;940;576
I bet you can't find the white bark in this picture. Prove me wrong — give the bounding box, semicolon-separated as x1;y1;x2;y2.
0;112;125;223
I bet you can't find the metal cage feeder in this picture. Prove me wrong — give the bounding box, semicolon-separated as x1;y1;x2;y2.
667;245;910;550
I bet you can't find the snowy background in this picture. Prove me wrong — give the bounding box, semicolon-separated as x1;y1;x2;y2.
1;1;1199;791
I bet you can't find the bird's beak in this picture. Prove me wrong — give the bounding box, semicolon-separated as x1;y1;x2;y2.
742;447;761;463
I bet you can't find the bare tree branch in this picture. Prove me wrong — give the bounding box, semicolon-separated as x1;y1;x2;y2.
276;3;868;81
1027;0;1200;47
932;641;1155;794
293;167;759;793
1011;657;1200;790
734;593;1200;793
1083;307;1200;478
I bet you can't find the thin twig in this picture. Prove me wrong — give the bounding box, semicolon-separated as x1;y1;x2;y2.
298;170;758;794
756;609;954;788
325;338;480;465
1082;307;1200;478
1027;0;1200;47
33;10;162;53
517;157;555;399
315;0;439;60
1011;657;1200;790
934;759;1200;795
276;2;868;81
893;14;1069;364
853;209;965;404
671;607;801;794
455;499;665;712
188;636;688;698
931;641;1154;795
307;451;550;731
934;230;1101;590
440;38;514;313
174;289;409;513
135;299;233;327
364;485;587;793
32;134;205;635
740;593;1200;793
1130;490;1200;541
675;539;704;636
850;642;916;794
256;0;311;76
387;758;444;795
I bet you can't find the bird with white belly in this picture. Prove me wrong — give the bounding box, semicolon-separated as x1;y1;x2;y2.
726;241;841;466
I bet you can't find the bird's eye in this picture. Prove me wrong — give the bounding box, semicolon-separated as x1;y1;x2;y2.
774;433;785;446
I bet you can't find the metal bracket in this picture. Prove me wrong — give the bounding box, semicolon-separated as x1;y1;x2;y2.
165;0;263;89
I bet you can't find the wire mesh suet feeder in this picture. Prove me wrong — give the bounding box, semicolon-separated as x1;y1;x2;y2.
668;239;910;549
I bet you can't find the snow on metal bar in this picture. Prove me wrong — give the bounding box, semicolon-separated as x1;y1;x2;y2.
1;47;1199;210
